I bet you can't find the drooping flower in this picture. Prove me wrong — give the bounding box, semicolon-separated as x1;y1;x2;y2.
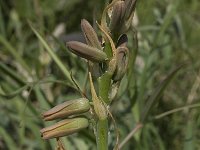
40;117;89;139
42;98;90;121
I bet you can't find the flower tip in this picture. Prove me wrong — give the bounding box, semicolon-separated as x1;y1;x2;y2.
66;41;74;48
81;18;87;24
41;113;50;121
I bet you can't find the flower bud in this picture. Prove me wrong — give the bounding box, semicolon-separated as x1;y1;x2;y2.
81;19;102;49
109;1;125;33
124;0;137;20
67;41;108;62
113;46;129;81
89;72;107;120
42;98;90;121
40;117;89;139
113;35;129;81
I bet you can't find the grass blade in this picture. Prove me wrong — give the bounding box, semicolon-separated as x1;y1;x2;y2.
140;64;184;123
0;84;29;99
0;35;31;73
29;23;73;85
0;126;17;150
0;62;26;85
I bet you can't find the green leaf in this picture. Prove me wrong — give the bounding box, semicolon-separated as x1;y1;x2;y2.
183;119;195;150
0;62;26;85
0;35;31;73
153;0;180;48
0;126;17;150
140;64;184;123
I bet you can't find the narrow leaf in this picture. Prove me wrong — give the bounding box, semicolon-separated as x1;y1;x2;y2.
0;126;17;150
0;62;26;85
140;64;184;123
0;84;29;99
0;35;31;73
29;23;73;84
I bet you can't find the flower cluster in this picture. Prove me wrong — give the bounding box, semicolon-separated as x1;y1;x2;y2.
40;0;136;143
109;0;137;35
40;98;90;139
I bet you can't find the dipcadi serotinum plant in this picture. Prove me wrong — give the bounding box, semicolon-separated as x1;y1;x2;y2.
40;0;137;149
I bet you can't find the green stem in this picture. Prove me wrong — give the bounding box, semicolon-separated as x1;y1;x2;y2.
98;72;112;104
95;25;114;150
96;119;108;150
97;72;112;150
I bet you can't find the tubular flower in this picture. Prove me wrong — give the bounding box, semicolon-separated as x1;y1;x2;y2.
67;41;107;62
109;0;137;34
40;117;89;139
124;0;137;20
113;34;129;81
42;98;90;121
109;1;125;33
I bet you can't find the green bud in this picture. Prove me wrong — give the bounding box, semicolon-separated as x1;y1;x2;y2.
67;41;108;62
109;1;125;33
42;98;90;121
81;19;102;49
40;117;89;139
89;72;107;120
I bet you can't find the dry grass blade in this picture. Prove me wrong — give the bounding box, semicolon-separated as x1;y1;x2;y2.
119;123;143;149
154;103;200;119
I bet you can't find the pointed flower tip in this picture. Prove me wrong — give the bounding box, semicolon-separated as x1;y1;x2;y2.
81;18;88;25
81;19;102;49
40;117;89;140
89;73;107;120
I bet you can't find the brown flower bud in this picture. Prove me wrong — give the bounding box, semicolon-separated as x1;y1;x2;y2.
67;41;108;62
124;0;137;20
109;1;125;33
42;98;90;121
113;46;129;81
40;117;89;139
113;34;129;81
81;19;102;49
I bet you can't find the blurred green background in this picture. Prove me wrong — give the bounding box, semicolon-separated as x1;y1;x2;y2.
0;0;200;149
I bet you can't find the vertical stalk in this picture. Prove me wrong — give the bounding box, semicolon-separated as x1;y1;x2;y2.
97;72;112;150
96;119;108;150
98;73;112;104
